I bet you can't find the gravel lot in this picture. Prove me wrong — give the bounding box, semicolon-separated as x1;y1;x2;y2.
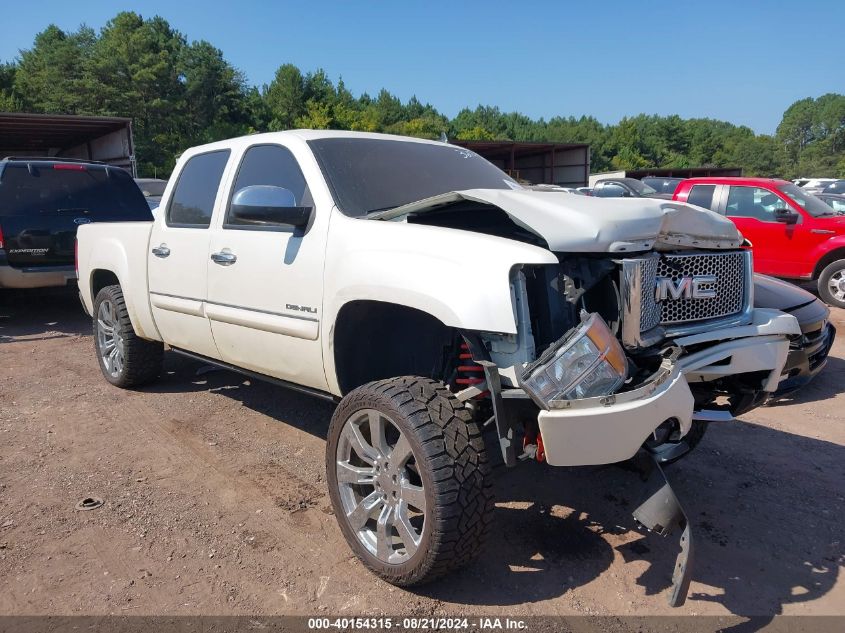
0;288;843;619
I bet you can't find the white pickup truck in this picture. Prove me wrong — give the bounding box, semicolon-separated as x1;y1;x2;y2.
77;130;801;605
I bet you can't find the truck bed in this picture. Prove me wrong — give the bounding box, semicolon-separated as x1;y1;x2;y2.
76;221;161;342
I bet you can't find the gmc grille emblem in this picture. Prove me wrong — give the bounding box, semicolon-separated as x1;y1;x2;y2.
655;275;717;301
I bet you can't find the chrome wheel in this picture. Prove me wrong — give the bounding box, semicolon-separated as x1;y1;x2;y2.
828;269;845;302
335;409;426;564
97;299;124;378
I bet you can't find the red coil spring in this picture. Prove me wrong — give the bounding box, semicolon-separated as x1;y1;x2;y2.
455;342;487;397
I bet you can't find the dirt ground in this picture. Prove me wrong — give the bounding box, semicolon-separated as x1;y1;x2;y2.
0;288;843;620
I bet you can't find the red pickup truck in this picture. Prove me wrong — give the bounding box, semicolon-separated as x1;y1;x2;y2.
673;177;845;307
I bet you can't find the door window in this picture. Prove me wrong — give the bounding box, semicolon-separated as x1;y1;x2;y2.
686;185;717;211
225;144;310;228
725;186;789;221
167;150;231;227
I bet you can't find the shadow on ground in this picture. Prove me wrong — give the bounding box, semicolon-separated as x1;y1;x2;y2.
0;287;89;343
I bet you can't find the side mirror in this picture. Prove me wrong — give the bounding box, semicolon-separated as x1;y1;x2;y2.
229;185;312;228
773;207;799;224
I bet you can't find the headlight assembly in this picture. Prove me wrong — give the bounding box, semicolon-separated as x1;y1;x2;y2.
520;312;628;409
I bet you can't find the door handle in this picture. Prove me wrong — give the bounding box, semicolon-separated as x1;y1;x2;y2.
210;250;237;266
151;244;170;258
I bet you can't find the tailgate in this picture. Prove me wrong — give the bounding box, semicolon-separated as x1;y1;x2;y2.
1;214;79;267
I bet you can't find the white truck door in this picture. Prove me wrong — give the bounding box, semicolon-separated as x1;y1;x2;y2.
148;149;232;359
206;142;329;391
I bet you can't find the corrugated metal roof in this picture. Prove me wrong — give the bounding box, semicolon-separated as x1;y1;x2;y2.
453;139;589;158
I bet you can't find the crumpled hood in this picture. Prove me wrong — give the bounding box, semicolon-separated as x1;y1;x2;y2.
376;188;743;252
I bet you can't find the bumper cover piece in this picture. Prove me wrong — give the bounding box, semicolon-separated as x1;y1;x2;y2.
538;360;693;467
632;455;693;607
777;321;835;396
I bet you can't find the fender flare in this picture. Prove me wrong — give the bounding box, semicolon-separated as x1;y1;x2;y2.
810;237;845;278
85;236;160;341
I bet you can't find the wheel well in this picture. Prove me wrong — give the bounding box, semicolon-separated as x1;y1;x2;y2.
333;300;458;395
90;269;120;300
813;248;845;279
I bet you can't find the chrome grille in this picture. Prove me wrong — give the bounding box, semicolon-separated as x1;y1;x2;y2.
620;250;752;349
656;252;747;324
639;256;661;331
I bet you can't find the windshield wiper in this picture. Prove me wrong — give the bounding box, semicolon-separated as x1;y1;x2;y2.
365;206;397;215
366;206;404;220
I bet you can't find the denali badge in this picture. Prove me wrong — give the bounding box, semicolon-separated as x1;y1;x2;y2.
655;275;717;301
286;303;317;314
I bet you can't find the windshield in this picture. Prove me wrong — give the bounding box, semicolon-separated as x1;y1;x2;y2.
307;138;520;217
778;183;839;217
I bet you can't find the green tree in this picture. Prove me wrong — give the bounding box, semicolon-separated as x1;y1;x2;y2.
14;24;95;113
180;40;251;144
84;12;188;175
295;99;333;129
265;64;306;130
455;125;495;141
0;62;20;111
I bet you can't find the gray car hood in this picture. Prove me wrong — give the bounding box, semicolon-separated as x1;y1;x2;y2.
375;188;743;252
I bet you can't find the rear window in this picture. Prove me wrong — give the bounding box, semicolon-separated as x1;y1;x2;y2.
0;163;152;220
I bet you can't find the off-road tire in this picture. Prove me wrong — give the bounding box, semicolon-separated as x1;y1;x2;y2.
817;259;845;308
326;376;493;586
93;284;163;388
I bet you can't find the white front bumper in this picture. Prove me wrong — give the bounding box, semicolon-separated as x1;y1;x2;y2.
536;308;799;467
538;361;693;467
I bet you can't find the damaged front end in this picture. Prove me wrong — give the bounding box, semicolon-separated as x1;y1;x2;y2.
396;188;800;607
459;293;797;607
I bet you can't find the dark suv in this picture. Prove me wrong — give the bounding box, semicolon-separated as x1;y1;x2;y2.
0;157;151;289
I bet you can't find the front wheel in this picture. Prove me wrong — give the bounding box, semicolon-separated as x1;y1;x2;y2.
326;377;493;586
93;284;163;388
818;259;845;308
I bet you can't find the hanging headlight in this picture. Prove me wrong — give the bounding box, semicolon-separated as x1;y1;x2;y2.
520;313;628;409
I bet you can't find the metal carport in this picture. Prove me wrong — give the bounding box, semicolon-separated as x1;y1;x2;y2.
452;140;590;187
0;112;135;175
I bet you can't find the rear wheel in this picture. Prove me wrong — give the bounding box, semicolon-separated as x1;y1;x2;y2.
326;377;493;586
818;259;845;308
93;284;163;388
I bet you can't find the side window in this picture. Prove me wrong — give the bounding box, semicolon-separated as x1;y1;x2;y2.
167;150;230;227
225;144;310;228
725;186;788;221
687;185;717;211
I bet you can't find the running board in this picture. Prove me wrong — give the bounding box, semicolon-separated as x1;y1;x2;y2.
169;347;338;403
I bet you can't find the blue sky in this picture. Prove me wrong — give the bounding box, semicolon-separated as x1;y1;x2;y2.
2;1;843;134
